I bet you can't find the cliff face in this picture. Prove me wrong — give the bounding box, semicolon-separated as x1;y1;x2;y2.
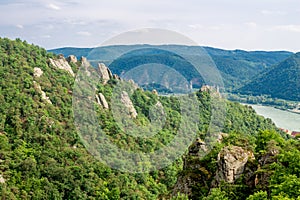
172;140;256;199
214;146;254;184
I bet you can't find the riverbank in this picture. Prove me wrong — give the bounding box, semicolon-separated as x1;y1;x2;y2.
243;103;300;132
226;93;299;112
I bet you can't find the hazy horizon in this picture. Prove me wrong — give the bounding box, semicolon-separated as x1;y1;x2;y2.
1;0;300;52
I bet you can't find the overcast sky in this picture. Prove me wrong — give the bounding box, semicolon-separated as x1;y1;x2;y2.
1;0;300;51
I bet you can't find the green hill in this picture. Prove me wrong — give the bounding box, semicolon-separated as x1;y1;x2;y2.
49;45;292;91
237;53;300;101
0;38;299;199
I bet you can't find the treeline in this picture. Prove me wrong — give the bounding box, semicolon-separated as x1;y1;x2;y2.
226;93;298;110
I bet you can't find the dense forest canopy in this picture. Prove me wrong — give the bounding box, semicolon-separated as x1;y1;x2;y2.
0;38;299;199
237;53;300;101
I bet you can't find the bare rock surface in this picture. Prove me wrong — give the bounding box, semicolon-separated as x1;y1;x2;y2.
98;63;112;84
67;55;77;63
50;57;75;77
33;81;52;104
215;146;251;184
33;67;43;77
0;174;5;184
96;93;109;109
120;91;137;118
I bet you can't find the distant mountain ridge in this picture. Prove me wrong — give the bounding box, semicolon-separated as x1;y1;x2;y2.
237;52;300;101
49;45;292;91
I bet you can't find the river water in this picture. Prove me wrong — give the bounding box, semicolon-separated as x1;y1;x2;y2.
246;104;300;132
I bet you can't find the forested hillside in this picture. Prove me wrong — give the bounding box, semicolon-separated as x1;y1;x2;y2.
0;38;299;199
237;53;300;101
49;45;292;91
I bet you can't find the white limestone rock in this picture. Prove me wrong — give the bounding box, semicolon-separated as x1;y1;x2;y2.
33;67;43;77
50;57;75;77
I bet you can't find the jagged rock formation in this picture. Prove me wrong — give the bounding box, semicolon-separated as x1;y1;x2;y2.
33;81;52;104
214;146;253;184
121;91;137;118
173;144;255;198
33;67;43;77
113;74;121;80
67;55;77;63
98;63;112;84
172;139;210;197
96;93;109;109
80;56;92;77
188;138;208;157
49;56;75;77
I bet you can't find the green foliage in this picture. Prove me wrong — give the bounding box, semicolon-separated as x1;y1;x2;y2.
1;38;299;199
255;130;284;153
246;191;268;200
202;188;229;200
237;53;300;101
50;45;292;91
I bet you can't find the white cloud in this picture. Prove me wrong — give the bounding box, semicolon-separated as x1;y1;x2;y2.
76;31;91;36
188;24;203;29
16;24;23;29
47;3;61;10
261;10;286;15
272;25;300;33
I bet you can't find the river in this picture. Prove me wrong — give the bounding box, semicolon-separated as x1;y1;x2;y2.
245;104;300;132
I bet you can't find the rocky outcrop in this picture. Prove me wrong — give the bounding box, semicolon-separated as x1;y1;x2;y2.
215;146;253;184
113;74;121;80
217;132;228;143
152;89;158;96
128;79;139;89
188;138;208;157
173;175;194;197
33;81;52;104
67;55;77;63
49;57;75;77
172;139;210;198
0;174;5;184
80;57;92;77
33;67;43;77
121;91;137;118
96;93;109;109
98;63;112;84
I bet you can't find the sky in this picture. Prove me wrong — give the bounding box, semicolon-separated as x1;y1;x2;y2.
1;0;300;52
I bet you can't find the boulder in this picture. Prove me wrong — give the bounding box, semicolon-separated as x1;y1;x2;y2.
120;91;137;118
33;67;43;77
